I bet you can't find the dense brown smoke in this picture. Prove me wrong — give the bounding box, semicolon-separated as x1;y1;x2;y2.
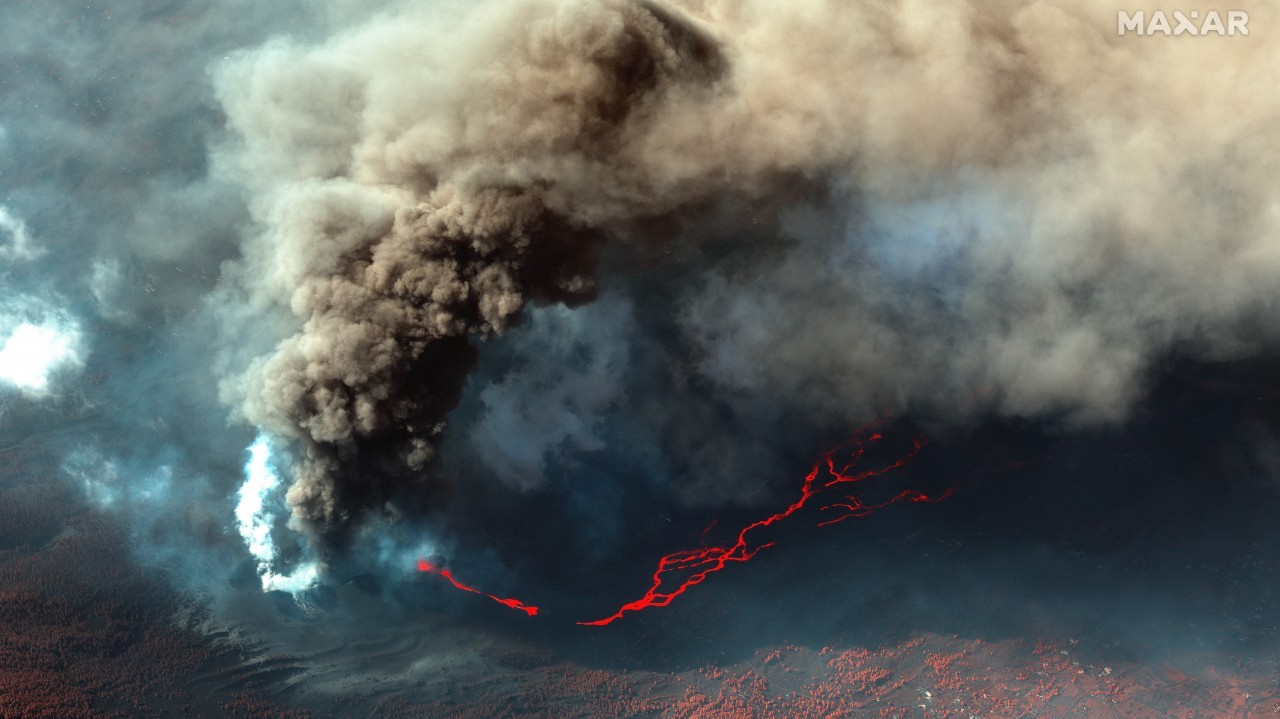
214;0;733;530
213;0;1280;534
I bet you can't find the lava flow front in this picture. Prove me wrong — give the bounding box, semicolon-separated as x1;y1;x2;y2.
416;560;539;617
577;426;949;626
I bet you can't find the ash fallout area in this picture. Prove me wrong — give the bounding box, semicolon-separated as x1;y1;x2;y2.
1;0;1279;716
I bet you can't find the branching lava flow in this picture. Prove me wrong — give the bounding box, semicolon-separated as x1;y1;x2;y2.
577;426;949;626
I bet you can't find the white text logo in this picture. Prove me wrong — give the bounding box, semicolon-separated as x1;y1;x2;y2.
1118;10;1249;35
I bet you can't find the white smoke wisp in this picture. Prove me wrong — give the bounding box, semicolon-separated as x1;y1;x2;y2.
235;434;321;593
0;205;39;262
64;450;171;510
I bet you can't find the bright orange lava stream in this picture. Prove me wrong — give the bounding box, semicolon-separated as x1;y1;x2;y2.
576;426;949;626
416;560;539;617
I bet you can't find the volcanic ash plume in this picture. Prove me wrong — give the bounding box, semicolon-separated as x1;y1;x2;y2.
212;0;1280;543
214;0;732;534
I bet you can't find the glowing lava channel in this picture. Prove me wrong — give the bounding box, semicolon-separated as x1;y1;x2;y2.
577;426;948;626
235;435;320;593
416;560;539;616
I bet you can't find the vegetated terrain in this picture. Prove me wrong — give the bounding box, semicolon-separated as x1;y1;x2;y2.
368;634;1280;719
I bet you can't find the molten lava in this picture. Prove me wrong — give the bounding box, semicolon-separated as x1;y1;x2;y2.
416;560;539;617
413;425;946;625
577;426;948;626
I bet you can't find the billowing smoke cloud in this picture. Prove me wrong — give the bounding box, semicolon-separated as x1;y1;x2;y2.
212;0;730;535
209;0;1280;560
678;0;1280;428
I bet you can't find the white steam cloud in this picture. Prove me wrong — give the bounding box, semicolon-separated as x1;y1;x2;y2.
0;296;83;397
0;323;79;394
235;434;320;593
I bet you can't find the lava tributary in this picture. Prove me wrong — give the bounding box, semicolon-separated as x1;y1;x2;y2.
577;426;949;626
416;560;540;617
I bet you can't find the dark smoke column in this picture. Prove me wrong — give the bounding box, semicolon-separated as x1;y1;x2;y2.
214;0;726;538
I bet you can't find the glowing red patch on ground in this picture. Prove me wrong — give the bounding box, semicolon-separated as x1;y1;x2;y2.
416;560;539;617
577;425;949;626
